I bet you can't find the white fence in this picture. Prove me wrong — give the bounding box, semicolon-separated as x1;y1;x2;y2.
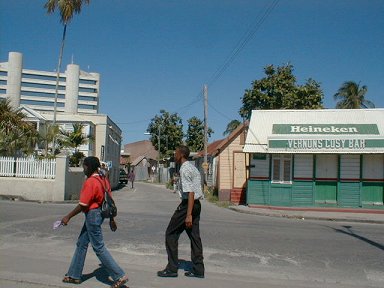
0;156;56;179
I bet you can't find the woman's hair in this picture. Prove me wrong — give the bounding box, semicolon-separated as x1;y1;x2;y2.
83;156;101;175
177;145;190;159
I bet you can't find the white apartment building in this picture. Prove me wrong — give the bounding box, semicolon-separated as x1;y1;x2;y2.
0;52;122;188
0;52;100;113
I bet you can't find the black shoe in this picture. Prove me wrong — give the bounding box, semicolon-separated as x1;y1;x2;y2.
184;271;204;278
157;269;178;277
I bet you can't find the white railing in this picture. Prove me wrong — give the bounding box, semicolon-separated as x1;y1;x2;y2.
0;157;14;177
0;156;56;179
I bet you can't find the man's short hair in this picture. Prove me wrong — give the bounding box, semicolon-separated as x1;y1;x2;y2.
177;145;190;159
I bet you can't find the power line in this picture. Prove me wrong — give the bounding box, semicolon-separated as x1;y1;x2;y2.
208;102;233;121
120;1;280;132
207;0;280;87
205;0;279;122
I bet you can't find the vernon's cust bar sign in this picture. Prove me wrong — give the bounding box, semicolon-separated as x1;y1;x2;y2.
268;139;384;150
285;139;365;149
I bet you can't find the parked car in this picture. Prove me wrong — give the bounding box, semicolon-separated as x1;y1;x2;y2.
119;169;128;184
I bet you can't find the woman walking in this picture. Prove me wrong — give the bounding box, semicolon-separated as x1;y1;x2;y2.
61;156;128;288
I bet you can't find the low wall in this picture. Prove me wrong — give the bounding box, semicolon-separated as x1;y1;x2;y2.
0;177;56;201
0;156;85;202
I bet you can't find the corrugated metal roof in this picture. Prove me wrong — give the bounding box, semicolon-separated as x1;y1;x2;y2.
244;109;384;154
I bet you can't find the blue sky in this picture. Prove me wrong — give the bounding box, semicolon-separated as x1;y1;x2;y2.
1;0;383;145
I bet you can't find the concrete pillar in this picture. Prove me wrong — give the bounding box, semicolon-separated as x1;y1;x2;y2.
65;64;80;113
52;156;68;201
7;52;23;109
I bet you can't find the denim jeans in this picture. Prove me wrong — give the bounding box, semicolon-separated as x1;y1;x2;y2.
66;208;125;281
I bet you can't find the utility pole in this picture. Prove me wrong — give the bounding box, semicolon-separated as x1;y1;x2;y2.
203;84;208;184
158;125;161;183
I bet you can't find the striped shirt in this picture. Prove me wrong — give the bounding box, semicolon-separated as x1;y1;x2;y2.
178;161;204;200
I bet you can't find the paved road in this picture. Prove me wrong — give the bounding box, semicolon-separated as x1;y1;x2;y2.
0;182;383;288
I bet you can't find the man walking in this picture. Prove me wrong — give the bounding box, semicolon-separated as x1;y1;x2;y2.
157;145;205;278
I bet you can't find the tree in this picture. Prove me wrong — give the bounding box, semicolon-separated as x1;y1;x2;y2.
147;110;183;159
334;81;374;109
239;64;324;119
223;120;241;136
186;116;213;152
58;123;92;166
44;0;90;124
38;124;60;157
58;123;91;151
0;98;39;156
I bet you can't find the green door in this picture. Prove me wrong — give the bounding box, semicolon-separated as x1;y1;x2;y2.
362;182;384;205
338;182;361;207
315;181;337;206
315;154;338;206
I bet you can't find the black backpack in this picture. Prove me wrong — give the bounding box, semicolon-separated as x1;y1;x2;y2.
96;176;117;219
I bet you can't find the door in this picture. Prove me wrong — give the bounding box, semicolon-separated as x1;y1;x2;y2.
315;154;338;205
233;152;247;189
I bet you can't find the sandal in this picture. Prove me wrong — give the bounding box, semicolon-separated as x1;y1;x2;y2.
111;275;129;288
62;276;81;284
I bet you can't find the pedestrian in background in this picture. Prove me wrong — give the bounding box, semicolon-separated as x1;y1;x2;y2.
172;172;179;194
61;156;128;288
100;162;109;179
128;168;135;189
157;145;205;278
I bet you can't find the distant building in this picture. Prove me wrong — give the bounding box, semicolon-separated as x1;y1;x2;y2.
122;140;158;180
195;122;249;204
0;52;122;188
0;51;100;114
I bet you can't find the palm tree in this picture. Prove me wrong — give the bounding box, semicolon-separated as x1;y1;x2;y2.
0;98;39;156
334;81;375;109
44;0;91;124
59;123;91;152
58;123;93;166
223;120;241;136
39;123;61;157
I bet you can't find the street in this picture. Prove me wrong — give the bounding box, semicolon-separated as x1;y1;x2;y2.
0;182;383;288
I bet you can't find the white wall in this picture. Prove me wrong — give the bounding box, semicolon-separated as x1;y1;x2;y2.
0;156;85;201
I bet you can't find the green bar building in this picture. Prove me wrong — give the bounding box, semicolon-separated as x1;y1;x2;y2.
243;109;384;209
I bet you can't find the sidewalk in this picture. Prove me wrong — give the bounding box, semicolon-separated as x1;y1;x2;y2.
229;205;384;224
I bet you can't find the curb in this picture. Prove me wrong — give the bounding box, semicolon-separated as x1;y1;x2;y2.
228;206;384;224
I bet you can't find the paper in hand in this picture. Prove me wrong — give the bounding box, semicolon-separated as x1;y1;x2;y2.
53;220;63;230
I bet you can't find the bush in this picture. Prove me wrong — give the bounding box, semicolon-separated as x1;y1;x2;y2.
203;186;231;208
166;179;173;190
69;151;85;167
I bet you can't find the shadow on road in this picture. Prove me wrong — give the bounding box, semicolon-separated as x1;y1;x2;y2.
81;265;128;287
178;259;193;271
329;225;384;251
113;183;127;192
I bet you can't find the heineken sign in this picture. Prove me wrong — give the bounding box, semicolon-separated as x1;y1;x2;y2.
272;124;379;135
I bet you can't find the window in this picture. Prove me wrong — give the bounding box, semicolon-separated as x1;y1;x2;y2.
271;154;292;184
79;79;97;85
22;73;65;82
